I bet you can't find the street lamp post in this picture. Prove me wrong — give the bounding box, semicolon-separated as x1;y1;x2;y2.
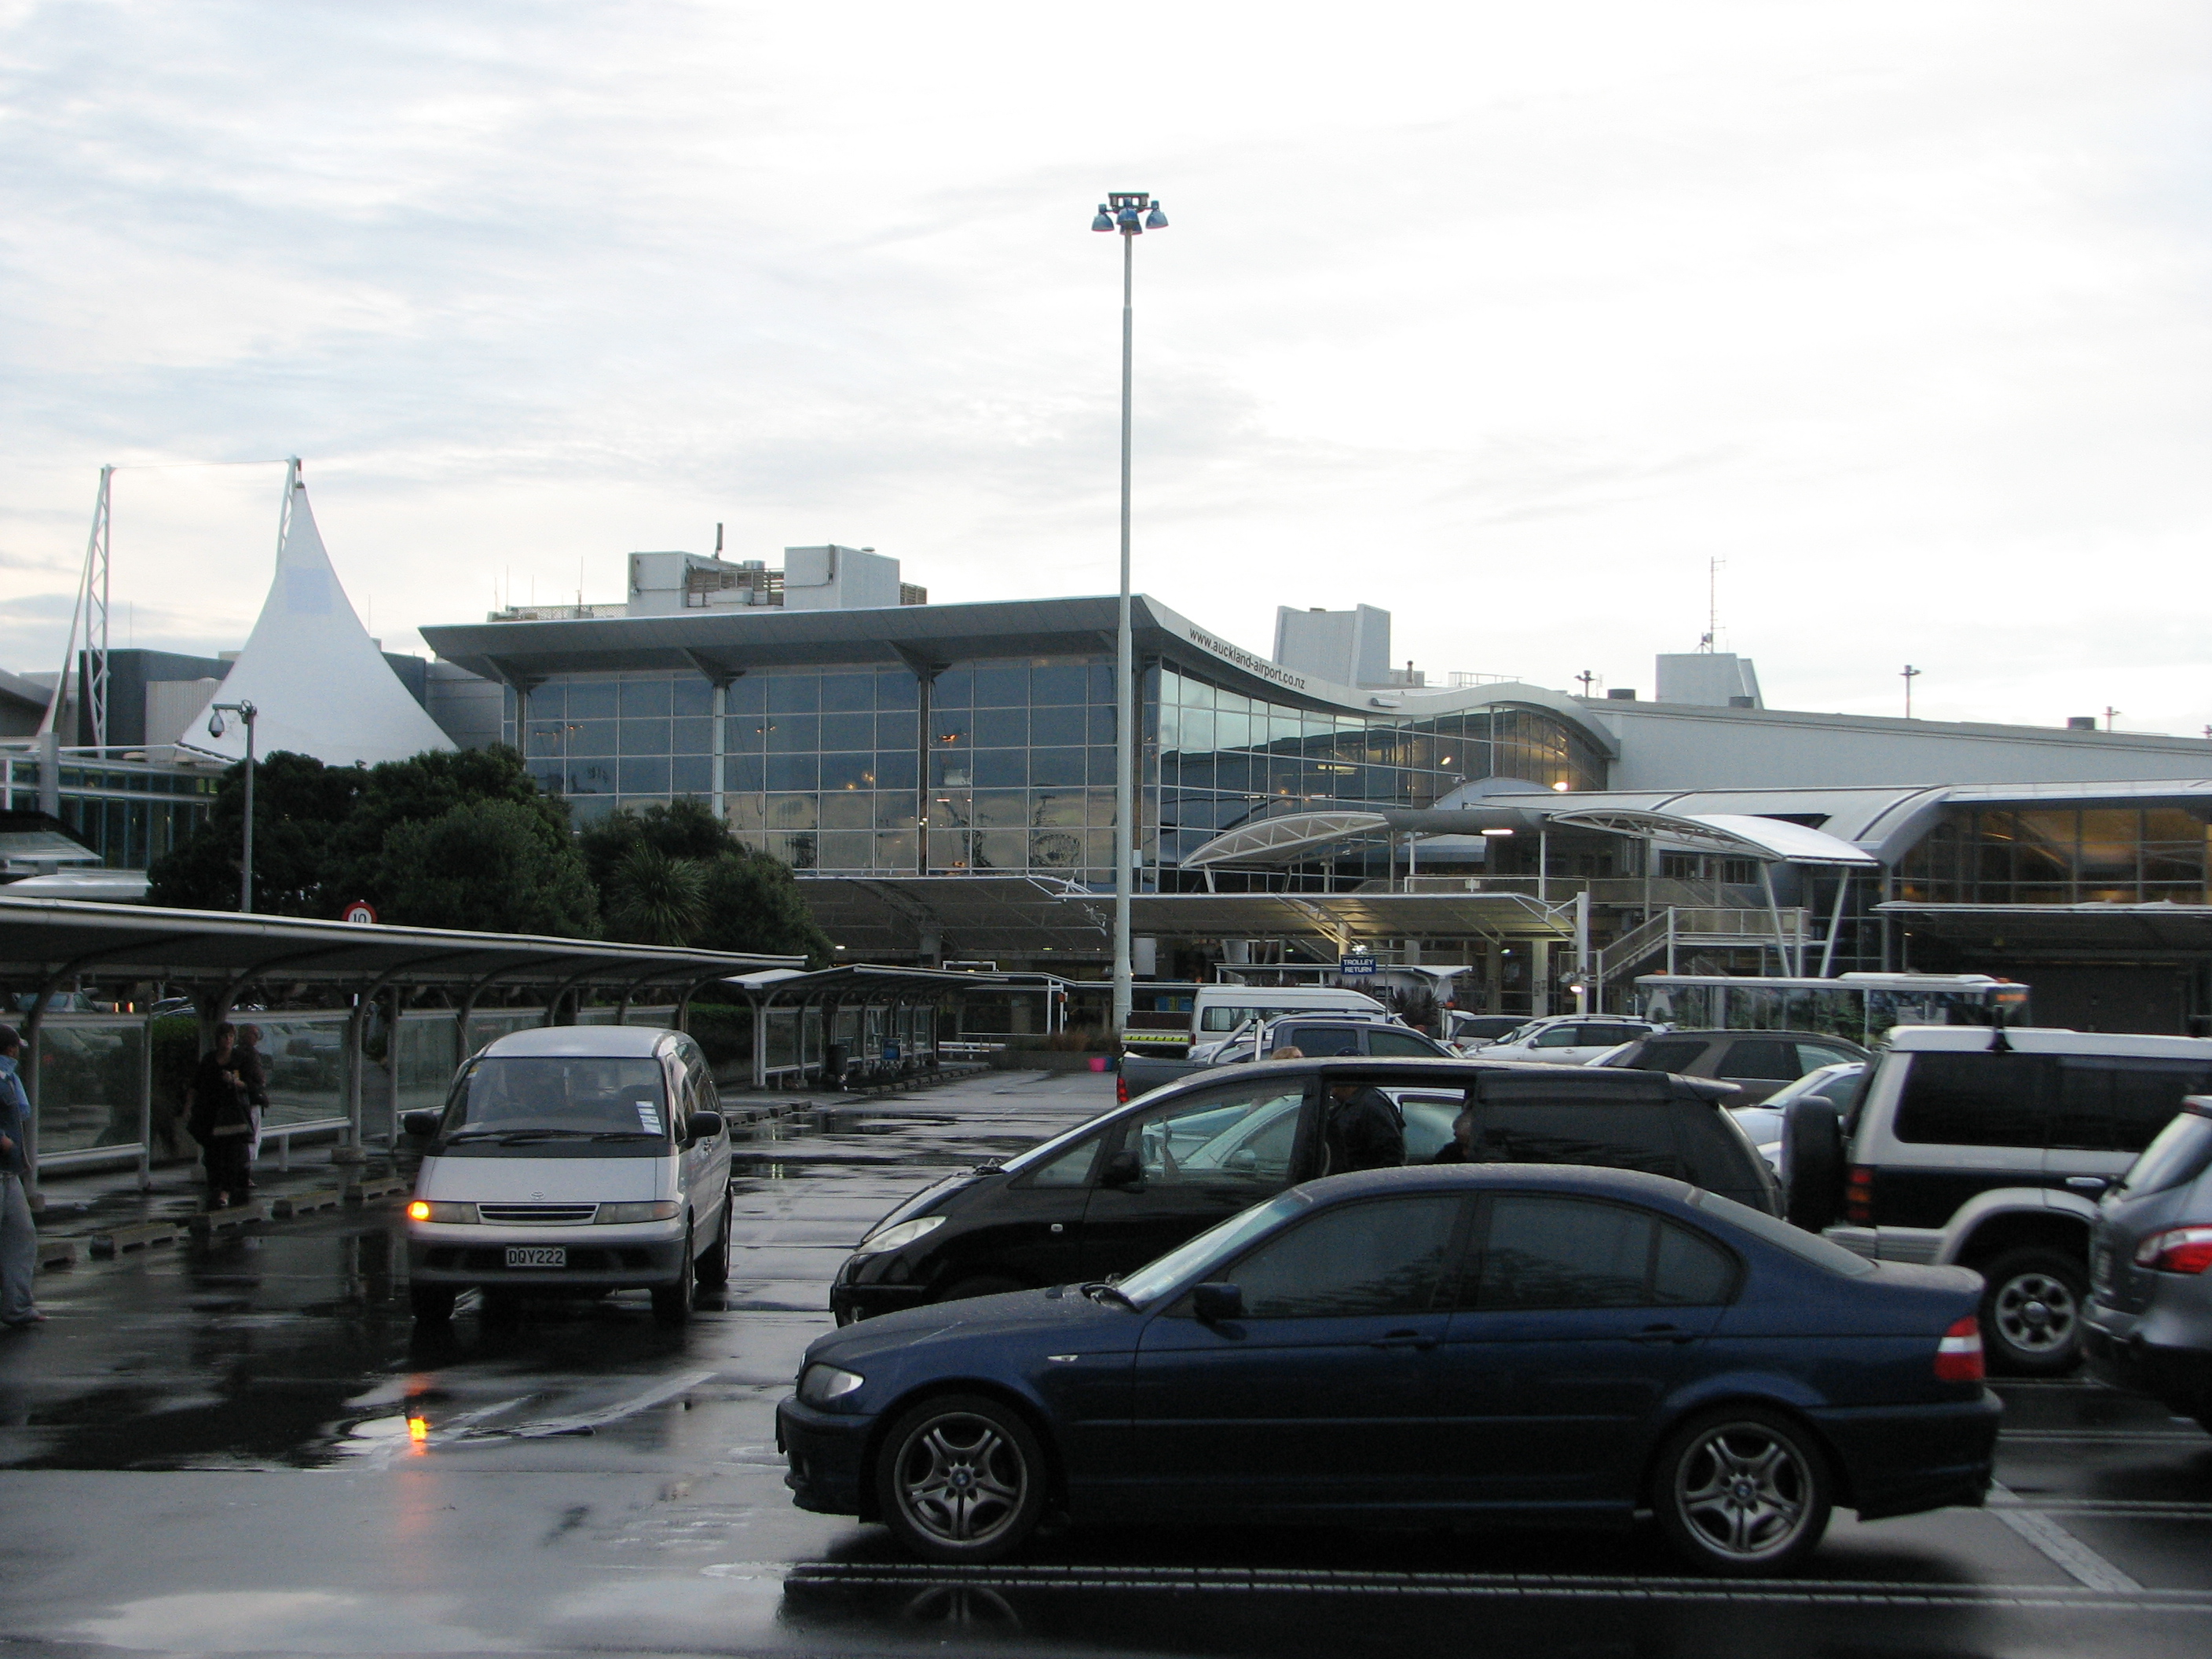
207;699;258;912
1093;189;1167;1040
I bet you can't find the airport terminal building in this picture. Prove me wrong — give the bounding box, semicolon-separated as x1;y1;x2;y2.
419;544;2212;1034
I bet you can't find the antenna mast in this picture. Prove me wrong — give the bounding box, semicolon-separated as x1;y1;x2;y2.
1698;558;1724;653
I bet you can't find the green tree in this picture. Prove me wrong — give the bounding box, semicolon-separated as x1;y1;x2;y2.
373;798;600;936
327;745;567;902
145;750;365;915
604;845;707;945
580;800;833;965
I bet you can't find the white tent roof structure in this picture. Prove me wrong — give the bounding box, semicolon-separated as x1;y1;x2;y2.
182;460;453;768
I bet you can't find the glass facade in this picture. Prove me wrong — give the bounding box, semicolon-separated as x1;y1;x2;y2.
0;753;218;870
1898;804;2211;905
508;654;1608;884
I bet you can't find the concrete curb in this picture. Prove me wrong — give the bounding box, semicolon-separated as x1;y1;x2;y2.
270;1186;346;1218
88;1221;179;1257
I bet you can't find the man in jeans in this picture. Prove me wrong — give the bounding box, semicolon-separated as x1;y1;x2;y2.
0;1024;46;1328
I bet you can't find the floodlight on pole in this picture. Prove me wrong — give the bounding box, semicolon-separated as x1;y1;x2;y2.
209;699;259;913
1091;189;1167;1040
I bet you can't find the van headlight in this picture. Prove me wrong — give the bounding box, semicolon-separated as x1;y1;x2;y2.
798;1364;865;1407
596;1200;683;1224
854;1214;945;1256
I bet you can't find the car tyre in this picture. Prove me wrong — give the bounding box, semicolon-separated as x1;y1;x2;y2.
875;1392;1048;1563
695;1192;733;1288
1979;1246;2086;1375
408;1283;456;1323
1653;1407;1832;1577
936;1275;1025;1305
652;1221;696;1326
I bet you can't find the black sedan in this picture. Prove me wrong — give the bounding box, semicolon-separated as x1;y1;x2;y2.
779;1163;2000;1576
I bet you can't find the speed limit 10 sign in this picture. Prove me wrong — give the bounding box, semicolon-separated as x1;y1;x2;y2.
341;900;378;925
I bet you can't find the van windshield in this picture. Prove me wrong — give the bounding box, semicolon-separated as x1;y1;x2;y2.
1201;1004;1366;1033
440;1057;669;1141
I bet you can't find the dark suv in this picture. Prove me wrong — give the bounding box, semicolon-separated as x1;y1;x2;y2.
829;1055;1775;1323
1599;1029;1870;1104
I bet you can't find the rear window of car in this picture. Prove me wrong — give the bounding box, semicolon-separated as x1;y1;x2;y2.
1471;1102;1690;1182
1367;1029;1441;1057
2052;1059;2212;1155
2121;1108;2212;1197
1894;1052;2049;1147
1689;1188;1878;1276
1282;1025;1363;1057
1580;1024;1652;1046
1621;1038;1710;1075
1721;1038;1805;1082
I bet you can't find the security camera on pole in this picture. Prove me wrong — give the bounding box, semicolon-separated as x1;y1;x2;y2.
1091;190;1168;1040
207;699;258;912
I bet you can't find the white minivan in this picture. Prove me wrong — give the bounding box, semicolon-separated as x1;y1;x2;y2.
401;1026;733;1325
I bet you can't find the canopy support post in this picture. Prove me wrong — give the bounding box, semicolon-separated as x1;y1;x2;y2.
1818;871;1851;980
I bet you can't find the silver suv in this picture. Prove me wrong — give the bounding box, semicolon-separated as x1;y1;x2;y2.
2084;1099;2212;1432
1789;1026;2212;1375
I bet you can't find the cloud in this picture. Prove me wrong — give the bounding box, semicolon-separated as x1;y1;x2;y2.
4;2;2212;732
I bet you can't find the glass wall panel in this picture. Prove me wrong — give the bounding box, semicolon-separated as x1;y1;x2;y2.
35;1016;145;1155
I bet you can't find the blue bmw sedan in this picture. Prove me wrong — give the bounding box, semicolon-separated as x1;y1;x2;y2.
778;1164;2000;1576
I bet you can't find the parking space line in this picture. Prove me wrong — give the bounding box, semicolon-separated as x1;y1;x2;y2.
1988;1482;2144;1594
698;1559;2212;1613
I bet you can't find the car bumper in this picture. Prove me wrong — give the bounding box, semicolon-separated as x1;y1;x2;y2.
776;1395;876;1517
1806;1390;2003;1521
406;1232;689;1290
2085;1306;2212;1416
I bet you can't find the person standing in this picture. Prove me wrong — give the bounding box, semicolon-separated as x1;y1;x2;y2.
236;1024;271;1174
188;1024;255;1210
0;1024;46;1328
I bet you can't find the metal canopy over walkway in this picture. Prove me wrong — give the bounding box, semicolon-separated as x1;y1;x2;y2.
0;895;804;1179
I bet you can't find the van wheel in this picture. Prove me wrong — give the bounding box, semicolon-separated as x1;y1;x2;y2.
696;1194;733;1288
408;1283;455;1322
1980;1247;2086;1375
653;1223;697;1325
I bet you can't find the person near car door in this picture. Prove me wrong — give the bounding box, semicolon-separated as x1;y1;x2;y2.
188;1024;255;1210
1431;1102;1476;1164
1324;1079;1405;1173
0;1025;46;1328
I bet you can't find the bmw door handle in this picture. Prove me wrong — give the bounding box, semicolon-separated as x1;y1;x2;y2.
1632;1324;1695;1345
2065;1177;2111;1192
1370;1330;1438;1351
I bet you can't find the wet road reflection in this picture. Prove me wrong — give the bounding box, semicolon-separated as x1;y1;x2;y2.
4;1068;2210;1658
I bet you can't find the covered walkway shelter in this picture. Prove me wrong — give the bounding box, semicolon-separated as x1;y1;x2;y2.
0;895;804;1182
720;963;1040;1088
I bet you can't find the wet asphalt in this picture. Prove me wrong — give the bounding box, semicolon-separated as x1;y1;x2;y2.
3;1069;2210;1659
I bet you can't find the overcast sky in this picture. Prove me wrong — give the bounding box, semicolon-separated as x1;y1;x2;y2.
5;2;2211;735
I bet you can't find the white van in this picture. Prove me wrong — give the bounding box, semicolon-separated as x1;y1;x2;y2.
401;1026;734;1326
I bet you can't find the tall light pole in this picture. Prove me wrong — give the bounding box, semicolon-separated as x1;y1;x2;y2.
1093;190;1168;1038
208;699;258;912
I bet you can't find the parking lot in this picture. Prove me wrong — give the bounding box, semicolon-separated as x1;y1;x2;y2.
3;1067;2210;1659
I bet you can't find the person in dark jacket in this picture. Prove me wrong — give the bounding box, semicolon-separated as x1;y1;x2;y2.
1432;1102;1476;1163
1324;1079;1404;1173
188;1024;255;1210
0;1024;44;1328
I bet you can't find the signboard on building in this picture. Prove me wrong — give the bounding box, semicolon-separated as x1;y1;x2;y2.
1339;953;1377;976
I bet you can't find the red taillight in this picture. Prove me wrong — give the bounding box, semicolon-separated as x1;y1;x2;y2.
2133;1224;2212;1275
1934;1314;1984;1383
1115;1071;1129;1104
1844;1165;1875;1225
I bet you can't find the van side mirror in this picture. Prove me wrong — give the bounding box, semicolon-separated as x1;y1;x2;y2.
400;1110;441;1140
1192;1282;1243;1324
686;1111;724;1143
1101;1149;1144;1188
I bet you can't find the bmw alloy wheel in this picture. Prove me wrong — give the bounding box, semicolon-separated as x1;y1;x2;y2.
1660;1412;1830;1573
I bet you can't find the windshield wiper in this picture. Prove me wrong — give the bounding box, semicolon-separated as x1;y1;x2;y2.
451;1128;601;1142
588;1130;663;1141
1081;1280;1137;1310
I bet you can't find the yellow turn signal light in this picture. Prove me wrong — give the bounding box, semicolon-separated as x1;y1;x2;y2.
407;1200;431;1221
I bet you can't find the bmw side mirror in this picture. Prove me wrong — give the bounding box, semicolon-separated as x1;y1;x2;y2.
1101;1149;1144;1188
1191;1282;1243;1324
400;1110;441;1140
687;1111;725;1143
